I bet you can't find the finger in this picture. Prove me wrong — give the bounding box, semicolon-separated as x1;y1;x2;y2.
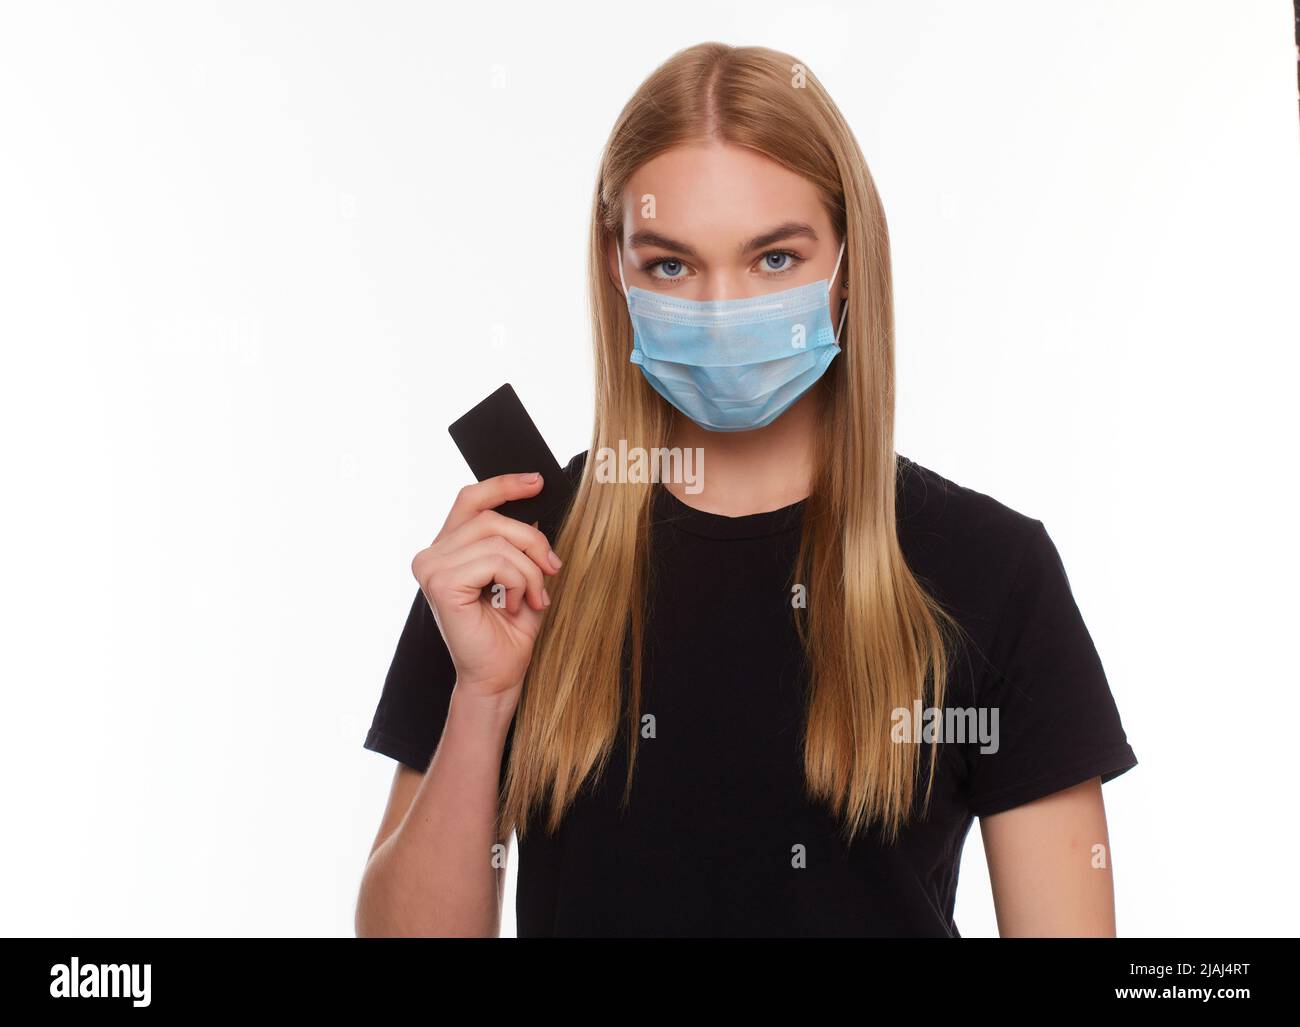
475;556;530;615
437;509;562;578
441;536;548;611
409;514;556;606
438;472;546;538
426;550;532;615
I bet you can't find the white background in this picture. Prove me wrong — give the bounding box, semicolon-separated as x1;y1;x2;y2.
1;0;1296;937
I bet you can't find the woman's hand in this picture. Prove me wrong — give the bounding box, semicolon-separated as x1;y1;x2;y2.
411;472;563;706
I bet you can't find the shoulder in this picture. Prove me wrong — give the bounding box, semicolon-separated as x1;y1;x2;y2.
562;449;589;486
895;453;1039;541
894;453;1046;619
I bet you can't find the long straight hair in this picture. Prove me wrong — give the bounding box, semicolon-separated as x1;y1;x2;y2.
498;42;963;847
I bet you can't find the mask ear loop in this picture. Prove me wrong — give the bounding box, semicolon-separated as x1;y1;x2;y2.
829;239;849;343
827;239;845;295
616;241;629;299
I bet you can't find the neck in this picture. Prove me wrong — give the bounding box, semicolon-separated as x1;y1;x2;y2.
663;386;823;517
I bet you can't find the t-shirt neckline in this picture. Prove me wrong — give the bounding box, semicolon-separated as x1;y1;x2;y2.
652;481;806;540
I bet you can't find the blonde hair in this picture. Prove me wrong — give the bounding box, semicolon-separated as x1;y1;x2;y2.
499;42;963;847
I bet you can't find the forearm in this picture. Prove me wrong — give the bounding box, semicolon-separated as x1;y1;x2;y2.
356;688;517;937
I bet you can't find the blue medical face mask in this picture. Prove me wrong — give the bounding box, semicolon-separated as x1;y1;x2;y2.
617;239;847;432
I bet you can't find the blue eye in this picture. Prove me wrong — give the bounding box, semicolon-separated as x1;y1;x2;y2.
759;249;808;275
646;258;686;280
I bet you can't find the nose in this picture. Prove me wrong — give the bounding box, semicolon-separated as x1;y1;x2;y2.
698;273;749;302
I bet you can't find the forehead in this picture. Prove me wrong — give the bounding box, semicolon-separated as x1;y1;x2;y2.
622;142;826;243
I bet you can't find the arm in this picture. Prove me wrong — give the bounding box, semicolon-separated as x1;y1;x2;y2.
355;687;517;937
979;776;1118;937
355;472;561;937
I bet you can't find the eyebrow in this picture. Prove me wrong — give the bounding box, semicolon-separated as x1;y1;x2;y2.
626;221;820;259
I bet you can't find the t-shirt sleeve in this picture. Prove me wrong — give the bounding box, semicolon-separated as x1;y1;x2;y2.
964;518;1138;817
362;586;456;774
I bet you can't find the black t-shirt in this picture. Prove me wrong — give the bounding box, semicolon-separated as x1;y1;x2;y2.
363;451;1138;937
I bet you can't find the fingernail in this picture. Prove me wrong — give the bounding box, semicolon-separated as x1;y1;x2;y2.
548;549;563;570
520;472;540;483
542;587;551;606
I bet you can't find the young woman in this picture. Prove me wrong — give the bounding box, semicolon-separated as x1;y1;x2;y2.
355;43;1138;938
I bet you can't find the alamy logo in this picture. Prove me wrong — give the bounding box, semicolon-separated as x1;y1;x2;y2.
50;957;151;1007
592;442;704;494
891;701;1000;754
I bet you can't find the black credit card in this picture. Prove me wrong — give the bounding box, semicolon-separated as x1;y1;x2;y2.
447;383;573;524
